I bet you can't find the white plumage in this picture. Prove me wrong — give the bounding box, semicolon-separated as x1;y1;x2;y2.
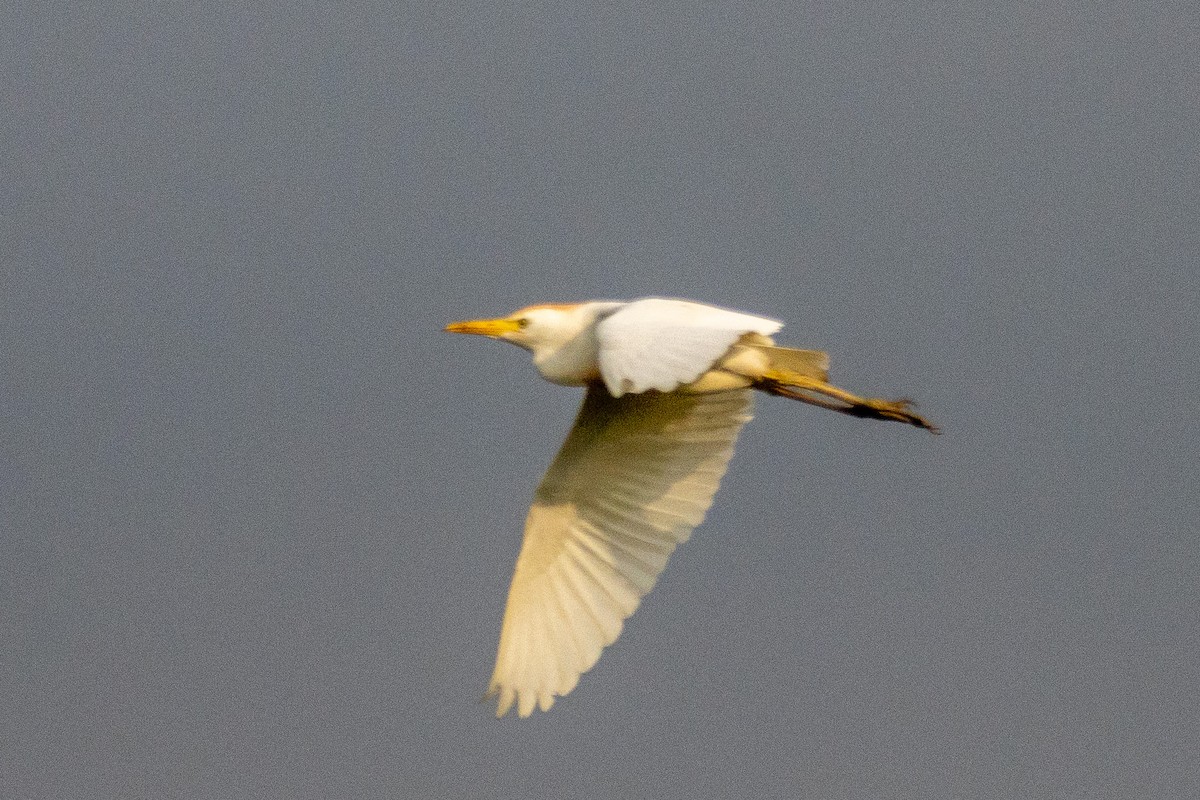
596;299;782;396
446;297;936;717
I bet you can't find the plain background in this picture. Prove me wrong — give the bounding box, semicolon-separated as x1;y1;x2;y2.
5;2;1198;798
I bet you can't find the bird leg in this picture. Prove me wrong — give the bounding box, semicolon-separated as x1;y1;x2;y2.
760;373;940;433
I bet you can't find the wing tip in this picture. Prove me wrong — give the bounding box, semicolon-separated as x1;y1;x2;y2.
485;682;559;718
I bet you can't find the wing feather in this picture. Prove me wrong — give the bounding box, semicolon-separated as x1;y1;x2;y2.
486;386;753;716
560;538;632;639
596;299;782;396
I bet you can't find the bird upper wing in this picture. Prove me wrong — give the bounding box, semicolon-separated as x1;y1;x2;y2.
595;298;783;397
488;385;754;717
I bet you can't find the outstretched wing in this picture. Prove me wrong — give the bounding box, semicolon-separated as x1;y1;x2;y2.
596;298;782;396
488;386;754;717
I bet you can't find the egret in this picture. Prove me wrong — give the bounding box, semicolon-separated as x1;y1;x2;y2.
446;297;937;717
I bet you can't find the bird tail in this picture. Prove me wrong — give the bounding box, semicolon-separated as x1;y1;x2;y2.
751;345;939;433
756;345;831;382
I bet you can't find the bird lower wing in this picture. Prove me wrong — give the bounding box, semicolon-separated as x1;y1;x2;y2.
487;386;754;717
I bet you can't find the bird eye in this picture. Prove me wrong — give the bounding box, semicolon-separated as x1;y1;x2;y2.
516;318;530;329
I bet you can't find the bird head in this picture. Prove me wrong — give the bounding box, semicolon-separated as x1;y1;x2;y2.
445;303;615;355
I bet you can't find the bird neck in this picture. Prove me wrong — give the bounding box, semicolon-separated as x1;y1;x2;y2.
531;328;602;386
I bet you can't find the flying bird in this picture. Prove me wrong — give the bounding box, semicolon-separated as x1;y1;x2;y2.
446;297;937;717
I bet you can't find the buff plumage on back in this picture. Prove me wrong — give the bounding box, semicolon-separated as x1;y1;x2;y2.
487;386;754;717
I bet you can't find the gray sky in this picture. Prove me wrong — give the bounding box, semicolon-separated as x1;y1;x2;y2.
5;2;1199;798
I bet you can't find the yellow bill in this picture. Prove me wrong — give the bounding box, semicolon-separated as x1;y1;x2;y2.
445;317;523;337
